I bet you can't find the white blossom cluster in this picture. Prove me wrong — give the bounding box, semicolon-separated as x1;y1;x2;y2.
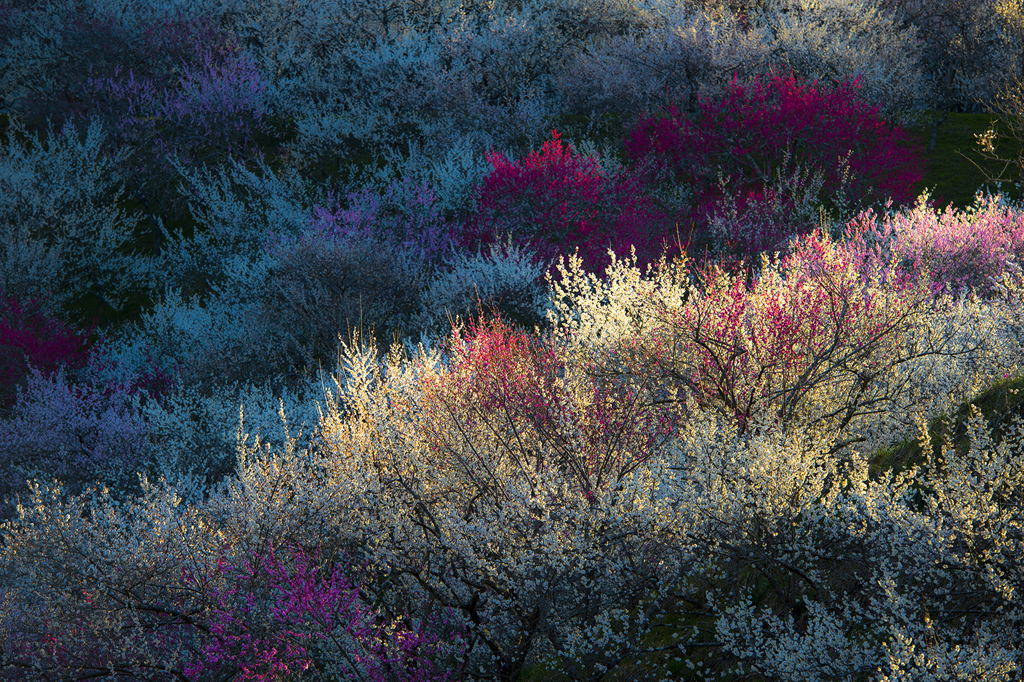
3;234;1024;679
0;117;155;315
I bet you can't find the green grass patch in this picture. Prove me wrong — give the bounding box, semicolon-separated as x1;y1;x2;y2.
908;111;1024;210
869;371;1024;480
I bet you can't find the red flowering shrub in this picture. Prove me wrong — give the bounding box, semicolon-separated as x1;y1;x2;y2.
624;69;927;261
467;130;672;271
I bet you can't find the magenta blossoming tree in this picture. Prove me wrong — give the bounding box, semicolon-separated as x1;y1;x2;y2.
638;231;925;438
0;481;465;681
624;69;926;262
467;130;671;271
186;543;464;682
548;227;973;456
423;316;680;493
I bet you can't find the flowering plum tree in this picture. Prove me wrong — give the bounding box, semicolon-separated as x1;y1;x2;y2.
554;4;770;119
315;320;687;680
548;227;1019;460
78;47;271;176
882;0;1009;115
309;178;458;268
2;2;240;131
624;69;926;261
72;42;274;237
468;130;670;271
0;365;155;517
0;457;460;680
847;191;1024;298
416;239;549;334
750;0;930;121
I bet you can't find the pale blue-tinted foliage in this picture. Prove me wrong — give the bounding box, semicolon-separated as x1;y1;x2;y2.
0;0;81;113
554;3;772;116
0;116;153;313
142;379;323;483
416;238;549;334
163;154;331;296
750;0;929;121
376;132;497;214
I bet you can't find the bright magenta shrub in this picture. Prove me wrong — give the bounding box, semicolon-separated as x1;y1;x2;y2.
624;69;927;261
467;130;671;271
185;543;464;682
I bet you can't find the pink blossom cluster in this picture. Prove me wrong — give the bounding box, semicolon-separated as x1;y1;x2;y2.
636;229;922;434
847;193;1024;298
185;543;463;682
